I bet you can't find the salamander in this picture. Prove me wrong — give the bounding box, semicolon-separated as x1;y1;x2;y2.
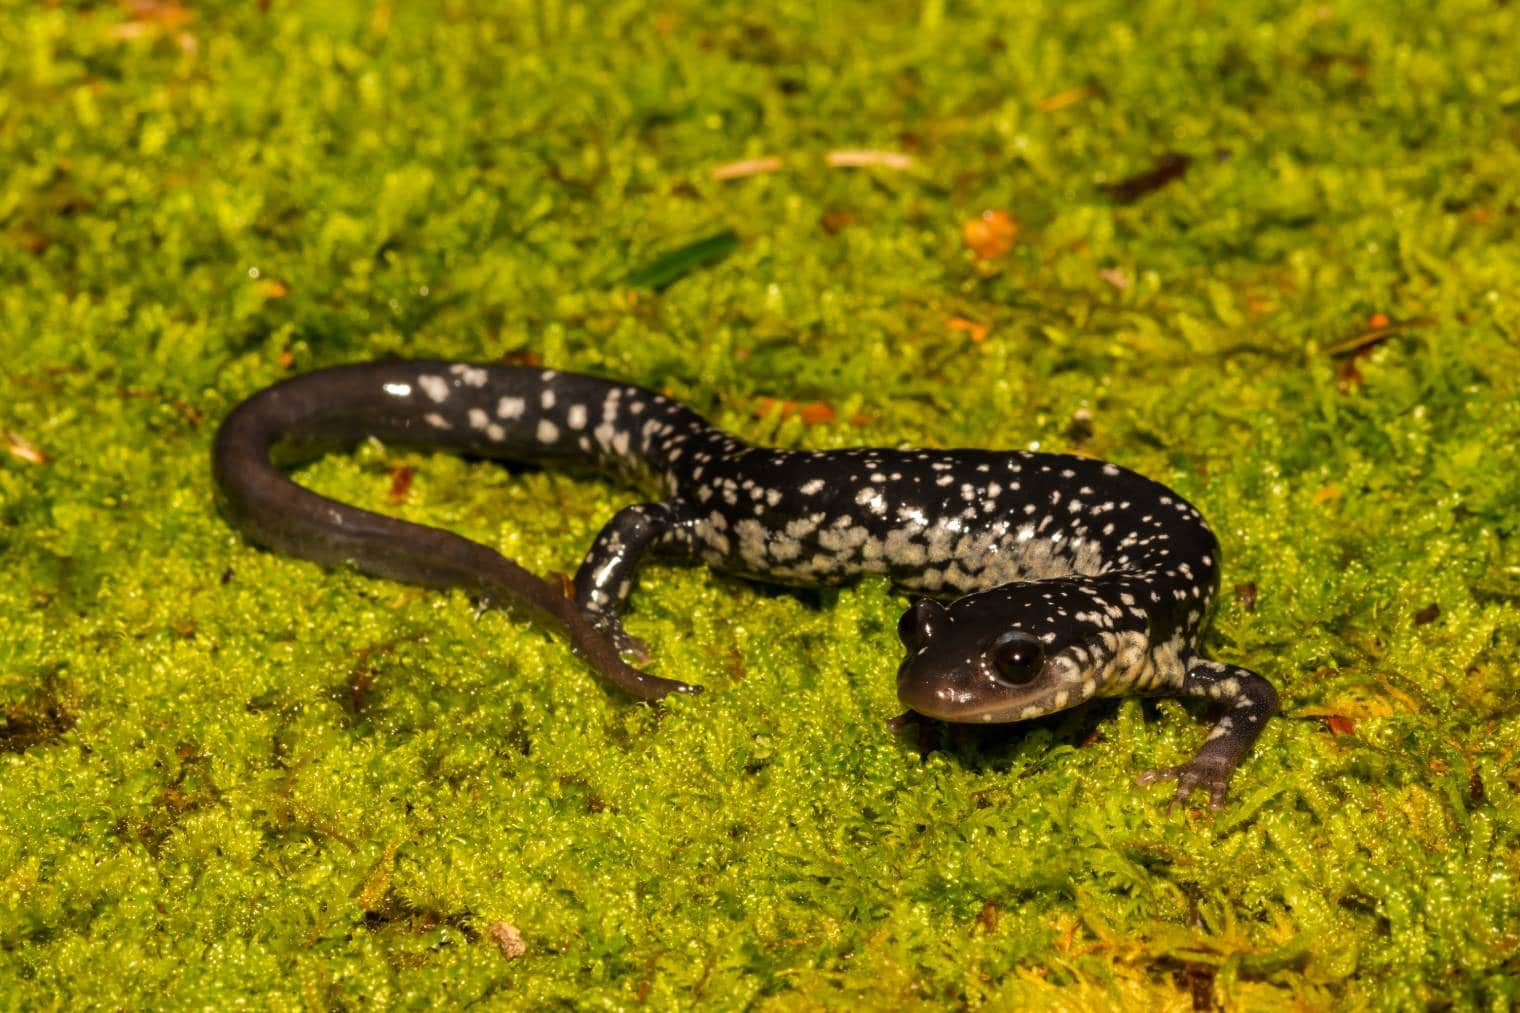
212;360;1278;807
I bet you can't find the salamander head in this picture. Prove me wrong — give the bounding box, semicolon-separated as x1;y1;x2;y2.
895;585;1120;723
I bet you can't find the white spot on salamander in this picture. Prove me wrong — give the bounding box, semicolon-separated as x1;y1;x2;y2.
449;364;489;387
418;375;450;403
498;396;525;419
855;487;887;515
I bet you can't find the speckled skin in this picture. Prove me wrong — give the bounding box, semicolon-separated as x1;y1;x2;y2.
213;361;1278;806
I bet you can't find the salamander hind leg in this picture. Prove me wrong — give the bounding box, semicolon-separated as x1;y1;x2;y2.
573;500;701;662
1137;658;1279;810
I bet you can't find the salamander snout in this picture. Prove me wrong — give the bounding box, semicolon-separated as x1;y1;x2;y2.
894;596;1061;724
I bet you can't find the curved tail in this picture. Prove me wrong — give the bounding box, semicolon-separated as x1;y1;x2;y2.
211;360;700;700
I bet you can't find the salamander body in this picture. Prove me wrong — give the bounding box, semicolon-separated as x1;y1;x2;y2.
213;361;1277;806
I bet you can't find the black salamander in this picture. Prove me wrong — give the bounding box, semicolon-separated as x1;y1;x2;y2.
213;361;1278;807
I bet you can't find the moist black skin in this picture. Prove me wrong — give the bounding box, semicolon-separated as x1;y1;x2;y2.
213;360;1278;807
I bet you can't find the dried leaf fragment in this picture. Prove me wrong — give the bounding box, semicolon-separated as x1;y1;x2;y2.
819;210;855;234
712;157;784;181
122;0;192;24
962;209;1017;260
108;0;193;40
825;149;915;170
387;465;414;504
1036;83;1101;112
946;317;989;342
754;397;837;425
499;349;544;367
3;431;49;465
489;921;526;960
1098;268;1130;290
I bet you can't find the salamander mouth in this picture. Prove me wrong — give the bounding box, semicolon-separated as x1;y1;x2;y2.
896;659;1057;724
897;680;981;722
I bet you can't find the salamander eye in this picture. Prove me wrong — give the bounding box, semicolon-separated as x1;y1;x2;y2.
897;597;948;651
988;632;1044;685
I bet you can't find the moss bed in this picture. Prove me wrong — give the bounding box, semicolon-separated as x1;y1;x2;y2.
3;0;1519;1007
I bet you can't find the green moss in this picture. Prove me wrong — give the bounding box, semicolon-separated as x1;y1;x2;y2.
3;0;1520;1006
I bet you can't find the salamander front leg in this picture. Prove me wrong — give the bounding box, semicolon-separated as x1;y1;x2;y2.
573;500;700;662
1138;659;1279;810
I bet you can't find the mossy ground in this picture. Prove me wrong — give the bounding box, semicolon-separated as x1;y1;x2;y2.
3;0;1520;1007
